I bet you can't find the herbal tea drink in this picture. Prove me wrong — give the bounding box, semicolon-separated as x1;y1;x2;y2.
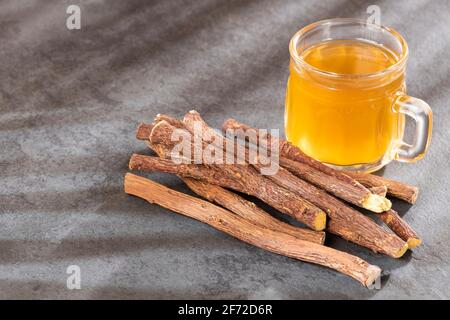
285;19;432;172
286;40;402;166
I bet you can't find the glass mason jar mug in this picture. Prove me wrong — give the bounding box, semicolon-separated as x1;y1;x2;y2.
285;19;432;173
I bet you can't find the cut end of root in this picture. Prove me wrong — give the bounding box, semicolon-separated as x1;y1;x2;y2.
123;172;135;194
363;194;392;213
318;232;326;245
410;187;419;204
136;123;153;140
364;265;382;287
407;237;422;249
393;242;409;258
313;212;327;231
222;118;236;128
128;154;138;170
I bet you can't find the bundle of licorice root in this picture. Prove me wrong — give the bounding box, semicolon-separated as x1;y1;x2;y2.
124;110;421;287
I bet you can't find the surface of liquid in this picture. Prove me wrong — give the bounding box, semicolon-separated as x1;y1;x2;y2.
285;40;404;166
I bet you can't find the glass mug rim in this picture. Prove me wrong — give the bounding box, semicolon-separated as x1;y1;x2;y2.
289;18;409;80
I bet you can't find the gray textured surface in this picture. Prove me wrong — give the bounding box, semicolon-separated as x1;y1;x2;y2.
1;0;449;299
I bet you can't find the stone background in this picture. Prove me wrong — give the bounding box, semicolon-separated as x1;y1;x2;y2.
1;0;449;299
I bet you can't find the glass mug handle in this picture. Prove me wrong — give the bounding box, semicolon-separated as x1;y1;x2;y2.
393;94;433;162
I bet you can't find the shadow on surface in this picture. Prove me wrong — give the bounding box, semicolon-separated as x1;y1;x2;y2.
0;0;260;126
0;231;236;266
0;278;248;299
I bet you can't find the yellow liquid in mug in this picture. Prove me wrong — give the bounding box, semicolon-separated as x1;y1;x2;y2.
285;40;404;166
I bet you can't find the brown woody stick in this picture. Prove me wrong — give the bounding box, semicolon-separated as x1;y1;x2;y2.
344;171;419;204
378;210;422;249
136;123;154;140
148;120;327;231
124;173;381;287
221;118;391;212
130;154;239;187
369;186;421;249
183;178;325;244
